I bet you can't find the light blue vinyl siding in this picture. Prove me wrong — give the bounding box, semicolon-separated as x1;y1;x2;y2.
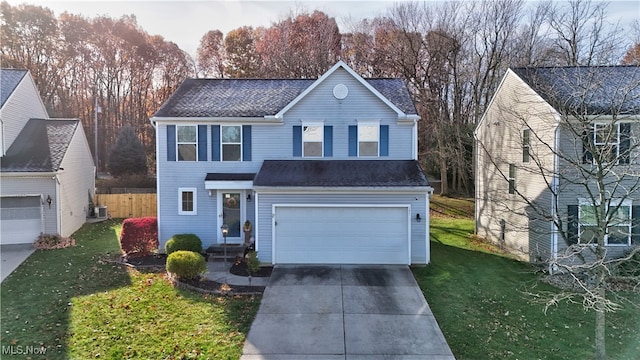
155;67;419;250
255;192;428;265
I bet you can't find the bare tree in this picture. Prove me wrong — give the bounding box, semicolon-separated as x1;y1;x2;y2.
475;65;640;360
547;0;625;66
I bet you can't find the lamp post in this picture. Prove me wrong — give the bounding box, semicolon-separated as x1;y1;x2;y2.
221;223;229;262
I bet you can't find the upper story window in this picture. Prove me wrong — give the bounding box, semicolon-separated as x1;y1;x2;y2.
594;123;619;163
522;129;530;163
508;164;516;194
222;125;242;161
579;199;631;246
303;123;324;157
358;122;379;156
177;125;197;161
348;122;388;157
583;122;630;165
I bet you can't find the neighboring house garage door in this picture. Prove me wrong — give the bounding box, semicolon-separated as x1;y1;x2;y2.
0;196;43;245
273;205;410;264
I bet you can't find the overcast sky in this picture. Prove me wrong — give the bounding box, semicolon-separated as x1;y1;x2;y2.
7;0;640;56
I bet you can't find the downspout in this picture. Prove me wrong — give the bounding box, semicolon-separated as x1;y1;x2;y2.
55;174;61;236
550;124;561;274
150;117;162;251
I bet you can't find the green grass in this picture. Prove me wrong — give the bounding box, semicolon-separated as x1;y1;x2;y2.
430;195;474;218
418;217;640;359
1;220;260;359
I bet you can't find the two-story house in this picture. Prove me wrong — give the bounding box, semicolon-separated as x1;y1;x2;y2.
475;65;640;264
151;61;432;265
0;68;95;244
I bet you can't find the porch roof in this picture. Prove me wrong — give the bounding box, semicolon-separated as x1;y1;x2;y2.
253;160;429;188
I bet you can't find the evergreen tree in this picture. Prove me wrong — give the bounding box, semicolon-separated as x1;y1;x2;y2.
108;125;148;176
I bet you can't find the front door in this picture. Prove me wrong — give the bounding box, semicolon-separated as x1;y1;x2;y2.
221;192;242;241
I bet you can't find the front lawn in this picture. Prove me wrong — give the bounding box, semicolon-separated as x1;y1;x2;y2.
0;220;260;359
419;215;640;359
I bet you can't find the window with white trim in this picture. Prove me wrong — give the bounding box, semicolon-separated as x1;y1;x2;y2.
593;123;619;163
522;128;530;163
302;123;323;157
579;199;631;246
222;125;242;161
508;164;516;194
177;125;197;161
358;122;379;156
179;188;197;215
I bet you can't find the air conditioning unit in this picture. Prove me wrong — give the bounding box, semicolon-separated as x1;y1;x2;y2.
95;206;108;219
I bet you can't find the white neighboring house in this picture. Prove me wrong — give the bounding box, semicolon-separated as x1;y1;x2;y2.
0;69;95;244
475;66;640;263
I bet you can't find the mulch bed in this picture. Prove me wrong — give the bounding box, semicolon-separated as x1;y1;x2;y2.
230;258;273;277
121;253;270;295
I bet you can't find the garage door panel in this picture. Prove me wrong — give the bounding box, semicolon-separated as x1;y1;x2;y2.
1;197;42;245
274;206;409;264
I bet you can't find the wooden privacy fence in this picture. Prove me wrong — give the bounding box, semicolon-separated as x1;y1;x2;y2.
95;193;157;218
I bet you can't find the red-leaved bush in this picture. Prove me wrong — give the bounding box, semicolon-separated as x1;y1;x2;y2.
120;217;158;257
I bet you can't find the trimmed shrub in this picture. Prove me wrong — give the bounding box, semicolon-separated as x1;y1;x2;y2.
120;217;158;257
165;234;202;255
166;251;206;280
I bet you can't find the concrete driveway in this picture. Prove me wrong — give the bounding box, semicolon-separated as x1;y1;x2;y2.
1;244;34;283
241;265;455;359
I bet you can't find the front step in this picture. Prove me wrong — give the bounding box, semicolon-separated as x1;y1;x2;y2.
206;244;247;261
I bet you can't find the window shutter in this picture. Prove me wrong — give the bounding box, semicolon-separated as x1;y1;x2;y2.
380;125;389;156
292;126;302;157
619;123;630;164
324;125;333;157
242;125;252;161
348;125;357;156
632;206;640;245
567;205;579;245
167;125;176;161
582;128;593;164
211;125;221;161
197;125;207;161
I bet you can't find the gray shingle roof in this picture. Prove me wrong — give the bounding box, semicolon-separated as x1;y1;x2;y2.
153;78;417;118
253;160;429;187
1;119;79;172
511;66;640;115
205;173;256;181
1;68;28;108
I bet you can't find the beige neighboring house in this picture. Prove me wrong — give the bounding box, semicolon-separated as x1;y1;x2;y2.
475;66;640;264
0;69;95;244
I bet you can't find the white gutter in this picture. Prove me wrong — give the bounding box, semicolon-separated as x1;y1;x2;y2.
0;172;57;178
150;116;282;126
254;186;433;193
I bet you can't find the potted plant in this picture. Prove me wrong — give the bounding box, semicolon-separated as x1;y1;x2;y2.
243;220;252;245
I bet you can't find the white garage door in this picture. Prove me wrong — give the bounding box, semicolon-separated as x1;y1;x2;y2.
1;197;42;245
274;205;410;264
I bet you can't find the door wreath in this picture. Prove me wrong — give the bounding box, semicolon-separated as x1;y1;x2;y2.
225;197;237;207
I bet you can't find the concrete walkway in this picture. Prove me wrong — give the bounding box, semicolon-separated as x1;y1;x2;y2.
241;265;455;360
1;244;35;283
205;260;270;286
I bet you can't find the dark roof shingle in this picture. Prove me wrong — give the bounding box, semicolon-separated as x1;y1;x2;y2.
253;160;429;187
153;77;417;118
1;68;28;107
1;119;79;172
511;66;640;115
